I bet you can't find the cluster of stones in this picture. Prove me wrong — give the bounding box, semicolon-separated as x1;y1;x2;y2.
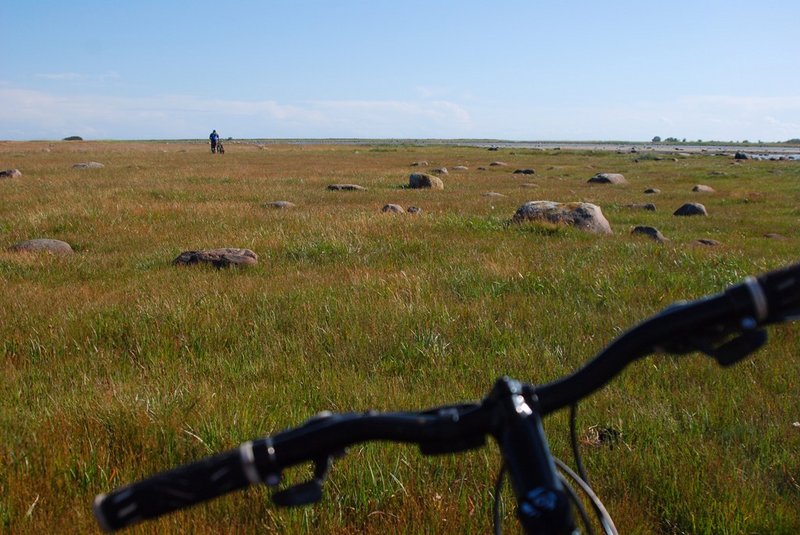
6;150;788;268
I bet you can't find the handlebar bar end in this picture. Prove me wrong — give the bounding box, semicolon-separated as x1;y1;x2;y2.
93;494;114;533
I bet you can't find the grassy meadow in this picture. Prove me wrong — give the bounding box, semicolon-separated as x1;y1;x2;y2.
1;140;798;533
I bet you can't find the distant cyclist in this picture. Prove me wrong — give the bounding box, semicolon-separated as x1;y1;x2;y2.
209;130;220;153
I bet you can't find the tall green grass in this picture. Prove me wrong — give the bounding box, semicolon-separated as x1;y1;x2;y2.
1;141;798;533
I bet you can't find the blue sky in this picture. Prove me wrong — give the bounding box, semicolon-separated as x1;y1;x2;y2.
3;1;799;141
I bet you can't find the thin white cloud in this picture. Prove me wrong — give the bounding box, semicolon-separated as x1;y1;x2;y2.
0;86;474;139
35;72;84;81
1;84;796;141
681;95;800;112
34;71;121;82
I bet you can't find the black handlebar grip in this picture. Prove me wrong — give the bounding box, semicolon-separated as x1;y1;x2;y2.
756;262;800;323
93;446;256;532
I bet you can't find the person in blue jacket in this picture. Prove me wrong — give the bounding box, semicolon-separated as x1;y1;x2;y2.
209;130;220;153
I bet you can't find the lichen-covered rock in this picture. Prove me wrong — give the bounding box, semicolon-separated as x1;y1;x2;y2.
10;239;74;254
409;173;444;190
174;248;257;268
512;201;612;234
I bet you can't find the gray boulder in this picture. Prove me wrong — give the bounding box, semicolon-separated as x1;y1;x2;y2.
0;169;22;179
734;152;750;160
174;248;257;268
588;173;627;185
512;201;612;234
674;203;707;216
10;238;74;254
409;173;444;190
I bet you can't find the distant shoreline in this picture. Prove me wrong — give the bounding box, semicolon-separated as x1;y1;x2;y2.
3;138;799;156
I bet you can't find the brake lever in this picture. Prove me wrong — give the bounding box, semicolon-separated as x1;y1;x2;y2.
271;456;332;507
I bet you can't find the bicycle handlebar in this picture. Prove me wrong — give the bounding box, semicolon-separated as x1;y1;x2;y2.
94;261;800;533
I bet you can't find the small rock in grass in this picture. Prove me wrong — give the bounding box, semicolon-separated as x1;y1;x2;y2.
407;206;422;214
9;238;74;254
382;204;405;213
588;173;627;184
174;248;257;268
483;192;507;198
644;188;661;194
72;161;104;169
692;184;715;193
451;165;469;171
764;233;786;239
674;203;707;216
513;168;535;175
693;239;721;247
264;201;296;209
631;226;667;242
0;169;22;179
626;203;656;211
489;161;508;167
431;167;448;175
410;161;429;167
327;184;367;191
